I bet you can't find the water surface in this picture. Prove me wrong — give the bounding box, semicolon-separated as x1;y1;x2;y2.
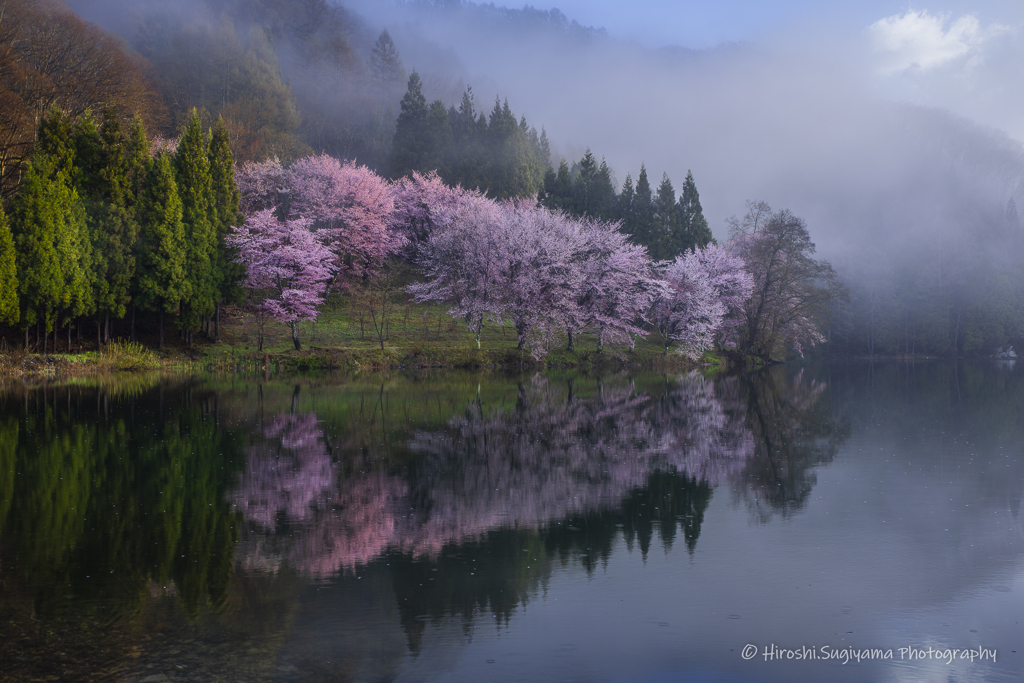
0;363;1021;682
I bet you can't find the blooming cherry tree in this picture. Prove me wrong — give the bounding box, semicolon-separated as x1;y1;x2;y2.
652;250;726;359
407;193;504;347
228;208;335;350
235;158;289;215
287;154;402;276
693;243;754;349
390;170;476;255
576;218;664;352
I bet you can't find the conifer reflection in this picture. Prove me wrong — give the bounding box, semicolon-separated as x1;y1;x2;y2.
0;383;243;620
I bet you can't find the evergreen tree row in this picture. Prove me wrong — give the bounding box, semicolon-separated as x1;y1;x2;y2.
540;150;714;261
389;74;551;200
0;107;242;350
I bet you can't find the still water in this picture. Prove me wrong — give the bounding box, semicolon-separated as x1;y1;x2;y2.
0;363;1021;682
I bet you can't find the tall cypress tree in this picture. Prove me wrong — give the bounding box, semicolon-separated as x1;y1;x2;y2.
572;149;598;216
541;158;573;213
12;160;61;345
137;153;188;349
424;99;452;173
75;107;138;339
208;116;243;339
652;173;680;260
125;115;151;205
629;165;654;253
174;109;216;340
11;155;91;349
0;203;18;326
591;158;616;221
678;170;713;250
390;71;429;178
24;110;93;347
617;173;635;227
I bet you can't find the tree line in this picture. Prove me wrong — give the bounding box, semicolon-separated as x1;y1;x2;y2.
540;151;714;262
234;153;842;362
0;107;241;351
0;104;841;364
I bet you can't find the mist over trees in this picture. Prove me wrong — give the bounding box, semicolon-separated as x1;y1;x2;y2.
3;0;1022;358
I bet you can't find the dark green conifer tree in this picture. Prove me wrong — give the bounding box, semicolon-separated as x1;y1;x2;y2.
629;164;655;253
424;99;452;173
678;170;713;250
11;155;91;350
11;162;60;348
538;128;552;169
0;204;18;326
174;110;216;342
389;71;429;178
572;149;598;216
137;153;188;349
591;158;616;221
25;110;93;348
75;106;138;343
652;173;680;260
541;158;573;212
208;116;243;340
125;116;151;204
616;173;635;226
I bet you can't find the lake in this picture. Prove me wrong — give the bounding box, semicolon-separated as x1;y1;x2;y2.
0;362;1021;682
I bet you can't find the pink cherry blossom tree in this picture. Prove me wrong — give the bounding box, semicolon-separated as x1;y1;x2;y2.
575;218;665;352
287;154;402;277
693;243;754;349
390;170;477;256
235;158;289;215
407;193;504;347
495;202;589;357
652;249;726;359
227;208;335;350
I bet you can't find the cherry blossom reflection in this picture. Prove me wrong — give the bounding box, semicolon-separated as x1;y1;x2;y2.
230;370;837;577
232;414;408;574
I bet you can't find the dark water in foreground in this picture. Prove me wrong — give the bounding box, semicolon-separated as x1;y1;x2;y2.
0;362;1021;682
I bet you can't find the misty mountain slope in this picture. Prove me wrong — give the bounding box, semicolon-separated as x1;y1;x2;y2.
67;0;1024;354
349;0;1024;354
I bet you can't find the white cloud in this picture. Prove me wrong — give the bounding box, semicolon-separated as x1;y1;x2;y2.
870;10;1009;74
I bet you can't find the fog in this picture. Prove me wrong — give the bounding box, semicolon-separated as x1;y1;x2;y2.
343;1;1023;253
69;0;1024;352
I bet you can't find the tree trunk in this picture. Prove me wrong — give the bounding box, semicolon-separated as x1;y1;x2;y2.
566;327;574;351
104;314;110;344
67;322;71;353
96;317;101;350
130;304;136;343
24;326;29;351
291;321;301;350
159;312;164;350
215;302;220;342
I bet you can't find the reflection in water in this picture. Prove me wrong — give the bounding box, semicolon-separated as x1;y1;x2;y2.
230;368;841;583
0;366;848;680
0;382;244;680
737;367;848;520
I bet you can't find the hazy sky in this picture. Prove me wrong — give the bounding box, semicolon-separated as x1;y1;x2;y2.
515;1;1024;140
521;1;1020;49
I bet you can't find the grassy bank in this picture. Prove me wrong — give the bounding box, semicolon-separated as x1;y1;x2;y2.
0;299;725;377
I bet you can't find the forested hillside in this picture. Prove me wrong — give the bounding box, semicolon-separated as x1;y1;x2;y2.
2;0;1023;360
